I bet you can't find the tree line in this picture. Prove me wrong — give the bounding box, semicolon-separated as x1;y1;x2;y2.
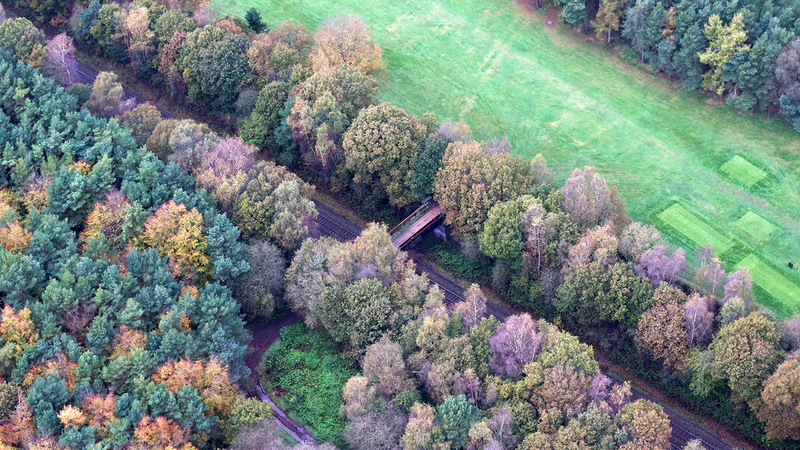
553;0;800;129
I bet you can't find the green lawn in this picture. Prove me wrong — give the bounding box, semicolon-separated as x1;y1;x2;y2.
719;155;768;187
734;211;777;241
737;254;800;316
658;203;735;254
212;0;800;316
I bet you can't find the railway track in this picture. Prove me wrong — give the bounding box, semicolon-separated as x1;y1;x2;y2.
69;57;734;450
72;62;176;119
253;380;317;444
311;202;733;450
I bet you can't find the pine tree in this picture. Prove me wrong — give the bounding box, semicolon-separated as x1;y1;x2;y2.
623;0;655;63
592;0;624;43
698;13;750;95
245;7;266;34
726;20;791;112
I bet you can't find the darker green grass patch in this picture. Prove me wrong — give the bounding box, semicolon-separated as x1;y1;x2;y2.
259;323;358;446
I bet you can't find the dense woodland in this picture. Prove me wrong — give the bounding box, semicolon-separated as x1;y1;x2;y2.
1;1;800;450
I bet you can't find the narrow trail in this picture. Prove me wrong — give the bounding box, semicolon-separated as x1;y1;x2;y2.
245;313;318;444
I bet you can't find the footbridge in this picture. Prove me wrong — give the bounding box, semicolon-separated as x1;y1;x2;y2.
390;201;444;249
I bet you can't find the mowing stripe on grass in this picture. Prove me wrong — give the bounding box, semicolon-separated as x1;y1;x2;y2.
719;155;767;187
733;211;777;241
658;203;734;254
736;254;800;314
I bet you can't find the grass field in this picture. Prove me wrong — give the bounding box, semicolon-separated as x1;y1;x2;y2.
737;254;800;316
733;211;777;241
658;203;735;254
719;155;768;187
212;0;800;316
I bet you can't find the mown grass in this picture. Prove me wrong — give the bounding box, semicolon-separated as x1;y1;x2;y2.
733;211;777;241
719;155;767;187
658;203;735;255
212;0;800;316
736;255;800;316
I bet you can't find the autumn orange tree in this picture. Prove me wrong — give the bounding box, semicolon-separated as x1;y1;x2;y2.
152;358;238;418
134;415;196;450
310;15;383;74
754;354;800;440
143;201;210;279
0;307;38;360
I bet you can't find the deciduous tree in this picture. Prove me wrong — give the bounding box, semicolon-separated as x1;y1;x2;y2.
189;33;252;112
592;0;624;42
235;241;285;320
121;103;162;147
755;354;800;441
561;167;626;230
44;34;76;85
195;138;256;214
143;201;210;279
722;267;754;305
87;71;124;118
342;103;427;207
287;65;378;171
434;141;533;237
618;221;664;263
0;17;46;68
240;82;291;151
564;224;619;273
635;245;686;286
489;314;542;379
401;403;435;450
637;297;690;369
310;15;383;73
683;293;714;347
362;337;411;397
556;263;653;329
711;312;782;400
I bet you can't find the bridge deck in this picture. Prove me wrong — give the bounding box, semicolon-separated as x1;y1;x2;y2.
392;203;443;248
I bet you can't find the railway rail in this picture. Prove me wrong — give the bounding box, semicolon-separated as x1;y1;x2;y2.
311;201;733;450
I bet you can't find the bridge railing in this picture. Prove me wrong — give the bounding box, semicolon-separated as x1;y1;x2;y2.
389;201;433;238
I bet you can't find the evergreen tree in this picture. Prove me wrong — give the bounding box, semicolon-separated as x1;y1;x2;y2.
561;0;588;34
592;0;624;43
623;0;658;63
699;13;750;95
245;8;267;33
725;20;792;112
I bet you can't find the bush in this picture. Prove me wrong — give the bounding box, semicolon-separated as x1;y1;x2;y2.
260;323;358;446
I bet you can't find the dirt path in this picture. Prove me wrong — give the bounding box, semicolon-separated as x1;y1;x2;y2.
245;313;301;376
245;313;318;444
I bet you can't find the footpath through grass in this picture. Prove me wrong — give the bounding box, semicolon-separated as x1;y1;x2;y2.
212;0;800;316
